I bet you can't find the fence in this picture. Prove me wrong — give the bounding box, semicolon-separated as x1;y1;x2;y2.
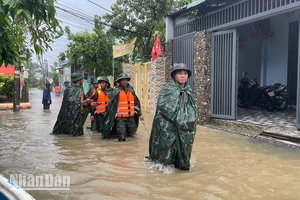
133;62;152;113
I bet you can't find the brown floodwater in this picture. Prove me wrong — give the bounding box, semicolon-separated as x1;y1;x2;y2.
0;88;300;200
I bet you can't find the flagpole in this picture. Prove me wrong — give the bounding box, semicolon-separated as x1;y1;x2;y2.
112;57;115;82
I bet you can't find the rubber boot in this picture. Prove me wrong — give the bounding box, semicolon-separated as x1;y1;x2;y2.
118;133;126;142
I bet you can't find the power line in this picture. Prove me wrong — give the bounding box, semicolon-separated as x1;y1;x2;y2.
55;2;146;36
87;0;150;32
86;0;114;14
59;0;94;18
55;6;94;25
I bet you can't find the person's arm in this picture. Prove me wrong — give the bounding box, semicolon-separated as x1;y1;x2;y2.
134;100;144;121
47;89;51;104
90;91;98;116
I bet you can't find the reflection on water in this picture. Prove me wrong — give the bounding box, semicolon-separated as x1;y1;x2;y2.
0;88;300;200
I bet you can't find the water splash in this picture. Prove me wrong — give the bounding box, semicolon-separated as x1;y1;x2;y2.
143;157;175;174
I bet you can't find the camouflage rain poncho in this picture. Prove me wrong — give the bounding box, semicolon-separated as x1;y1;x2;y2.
148;80;198;170
52;83;90;136
102;84;141;139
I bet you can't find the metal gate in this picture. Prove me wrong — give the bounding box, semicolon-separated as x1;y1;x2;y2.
211;29;237;119
173;32;195;87
296;24;300;128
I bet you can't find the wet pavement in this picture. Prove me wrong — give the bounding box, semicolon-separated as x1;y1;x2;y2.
237;107;296;127
1;88;300;199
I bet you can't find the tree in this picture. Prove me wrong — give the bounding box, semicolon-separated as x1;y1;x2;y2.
62;25;118;77
0;0;62;112
24;60;40;88
52;70;59;86
100;0;176;61
0;0;62;65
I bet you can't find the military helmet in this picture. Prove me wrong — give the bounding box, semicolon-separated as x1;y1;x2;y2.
97;76;111;87
116;73;131;82
71;73;84;83
171;63;191;78
97;76;110;84
63;81;70;86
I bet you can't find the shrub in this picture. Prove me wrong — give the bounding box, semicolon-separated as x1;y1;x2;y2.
0;74;14;99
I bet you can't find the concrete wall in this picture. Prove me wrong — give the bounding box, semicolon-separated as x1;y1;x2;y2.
263;11;300;86
237;25;262;83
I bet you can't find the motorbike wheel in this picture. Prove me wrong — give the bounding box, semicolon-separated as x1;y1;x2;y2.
275;95;288;111
264;100;275;112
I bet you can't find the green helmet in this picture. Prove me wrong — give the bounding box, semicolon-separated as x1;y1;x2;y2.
116;73;131;82
71;73;84;83
171;63;191;78
97;76;111;87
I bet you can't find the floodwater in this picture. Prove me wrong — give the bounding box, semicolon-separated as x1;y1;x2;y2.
1;88;300;200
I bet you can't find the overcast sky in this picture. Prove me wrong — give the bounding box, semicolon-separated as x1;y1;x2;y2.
37;0;116;66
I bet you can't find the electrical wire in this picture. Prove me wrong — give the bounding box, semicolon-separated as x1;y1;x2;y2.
87;0;150;32
55;2;145;36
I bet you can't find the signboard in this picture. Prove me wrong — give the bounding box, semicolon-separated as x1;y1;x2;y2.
64;68;71;76
113;37;137;58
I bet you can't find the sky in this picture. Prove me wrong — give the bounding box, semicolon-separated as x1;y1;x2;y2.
36;0;116;67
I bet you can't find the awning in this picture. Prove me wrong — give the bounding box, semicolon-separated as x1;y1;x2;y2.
168;0;238;17
187;0;205;9
0;64;15;76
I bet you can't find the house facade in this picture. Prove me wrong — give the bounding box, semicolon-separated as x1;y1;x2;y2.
165;0;300;128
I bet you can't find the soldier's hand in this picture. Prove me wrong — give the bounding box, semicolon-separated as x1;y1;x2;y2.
139;115;144;121
91;102;97;107
84;98;93;104
90;116;94;121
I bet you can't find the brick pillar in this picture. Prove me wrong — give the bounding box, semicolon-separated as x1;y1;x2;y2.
194;31;212;124
151;57;166;115
122;63;134;84
164;41;173;82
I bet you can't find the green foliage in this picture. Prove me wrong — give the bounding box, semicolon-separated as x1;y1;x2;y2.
23;60;40;88
0;75;14;99
175;0;194;8
52;70;59;85
0;0;63;65
63;25;119;76
101;0;176;61
58;52;66;62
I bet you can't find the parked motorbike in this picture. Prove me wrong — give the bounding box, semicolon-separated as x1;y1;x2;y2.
268;85;289;111
249;78;276;112
237;76;251;108
237;77;285;112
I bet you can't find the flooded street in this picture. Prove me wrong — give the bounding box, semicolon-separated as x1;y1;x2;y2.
1;88;300;200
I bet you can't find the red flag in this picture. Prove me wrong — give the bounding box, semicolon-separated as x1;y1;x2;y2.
151;34;163;61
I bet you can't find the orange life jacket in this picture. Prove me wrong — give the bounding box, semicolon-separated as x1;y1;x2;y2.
117;90;135;118
95;90;109;114
81;92;85;114
92;86;100;95
55;86;60;93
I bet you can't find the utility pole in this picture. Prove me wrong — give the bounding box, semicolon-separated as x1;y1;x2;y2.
13;66;21;112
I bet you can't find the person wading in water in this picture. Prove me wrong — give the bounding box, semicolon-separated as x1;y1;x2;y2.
148;63;198;170
102;73;144;141
51;73;93;136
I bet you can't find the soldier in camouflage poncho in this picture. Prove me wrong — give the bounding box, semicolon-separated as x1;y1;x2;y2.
102;73;144;141
90;76;114;132
52;73;93;136
148;63;198;170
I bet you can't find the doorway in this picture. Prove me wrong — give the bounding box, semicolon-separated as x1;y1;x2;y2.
287;21;299;105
